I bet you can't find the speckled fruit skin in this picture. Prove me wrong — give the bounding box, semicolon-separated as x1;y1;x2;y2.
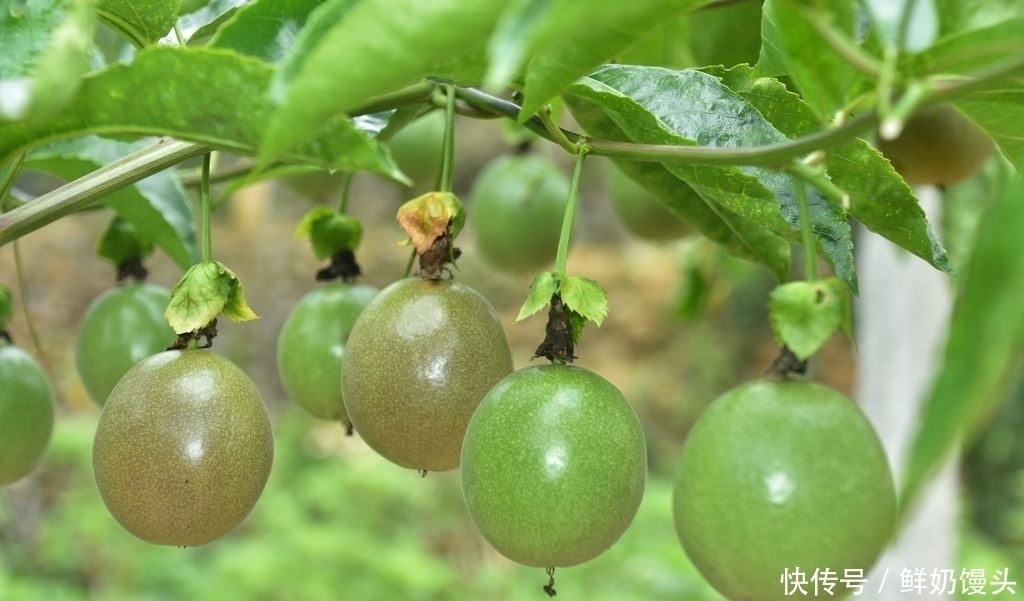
607;165;688;241
0;344;55;485
341;278;513;472
875;104;994;186
470;154;569;274
460;364;647;567
75;283;175;406
276;283;377;424
673;379;897;601
93;350;273;546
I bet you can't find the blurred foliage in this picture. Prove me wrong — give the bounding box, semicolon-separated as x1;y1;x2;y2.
1;411;725;601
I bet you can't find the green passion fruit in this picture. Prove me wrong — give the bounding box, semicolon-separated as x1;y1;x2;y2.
0;343;55;485
93;349;273;546
876;103;994;186
470;153;569;274
606;164;689;241
276;282;378;426
461;364;647;568
672;379;897;601
341;278;513;472
75;283;176;406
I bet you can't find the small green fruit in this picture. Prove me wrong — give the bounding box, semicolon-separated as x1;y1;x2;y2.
276;282;377;425
607;165;688;241
673;379;896;601
461;364;647;567
93;349;273;546
341;278;513;472
75;283;175;406
0;343;55;485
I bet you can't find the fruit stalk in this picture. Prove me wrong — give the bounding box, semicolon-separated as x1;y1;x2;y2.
555;151;587;275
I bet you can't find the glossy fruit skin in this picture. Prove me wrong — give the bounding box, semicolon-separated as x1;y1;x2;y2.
276;283;377;424
93;350;274;546
470;153;569;274
76;283;176;406
341;278;513;472
0;344;55;485
876;104;994;186
461;364;647;567
607;165;688;241
673;379;896;601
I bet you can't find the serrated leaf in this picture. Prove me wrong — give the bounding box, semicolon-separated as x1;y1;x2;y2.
209;0;321;64
901;176;1024;515
863;0;938;52
0;0;95;122
568;65;856;289
0;284;12;332
165;261;258;334
558;276;608;327
708;64;951;276
516;271;559;321
295;207;363;259
757;0;862;117
97;216;154;267
567;310;586;345
23;136;197;269
0;47;407;183
518;0;708;119
768;279;846;360
396;191;464;254
98;0;179;46
566;98;791;280
263;0;506;160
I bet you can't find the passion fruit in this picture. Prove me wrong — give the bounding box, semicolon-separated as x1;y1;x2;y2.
0;343;55;485
341;278;513;472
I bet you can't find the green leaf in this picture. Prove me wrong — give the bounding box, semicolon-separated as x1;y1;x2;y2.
708;64;951;276
516;271;559;321
558;276;608;327
566;100;791;280
768;278;848;360
901;176;1024;515
918;17;1024;76
165;261;258;334
567;309;586;346
209;0;322;64
294;207;363;259
516;0;708;118
0;0;95;122
935;0;1024;37
98;0;179;46
23;136;197;269
957;83;1024;173
0;284;11;332
568;65;856;290
97;216;154;268
757;0;862;117
178;0;248;41
863;0;939;52
687;0;761;68
484;0;550;91
0;47;407;183
263;0;506;160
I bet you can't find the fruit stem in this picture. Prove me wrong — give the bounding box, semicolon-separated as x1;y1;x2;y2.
555;151;587;275
544;567;557;597
200;153;213;264
338;172;353;214
0;150;25;211
402;247;416;278
12;240;44;356
438;84;457;194
793;177;819;282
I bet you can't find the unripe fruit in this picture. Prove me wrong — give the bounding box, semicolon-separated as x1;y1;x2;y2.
341;278;513;472
76;283;175;406
673;379;896;601
0;343;55;485
276;283;377;425
461;364;647;567
876;104;994;186
470;153;569;274
607;165;688;241
93;349;273;546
